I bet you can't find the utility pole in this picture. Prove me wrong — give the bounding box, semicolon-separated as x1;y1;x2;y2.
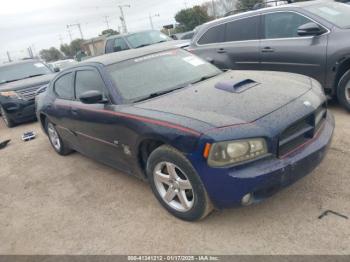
104;16;110;29
118;4;130;34
27;47;34;59
59;34;64;45
67;23;84;40
67;26;73;42
6;51;12;62
212;0;217;18
149;13;160;30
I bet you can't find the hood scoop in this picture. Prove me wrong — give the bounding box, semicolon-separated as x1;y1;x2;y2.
215;79;260;93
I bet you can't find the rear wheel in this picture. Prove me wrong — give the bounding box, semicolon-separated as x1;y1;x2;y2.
46;120;72;155
337;69;350;112
147;145;213;221
0;106;15;128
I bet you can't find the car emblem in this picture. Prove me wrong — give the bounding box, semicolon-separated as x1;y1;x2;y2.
303;101;312;107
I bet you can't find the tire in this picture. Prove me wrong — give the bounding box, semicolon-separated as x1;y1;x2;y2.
0;105;15;128
45;120;72;156
337;69;350;112
147;145;213;221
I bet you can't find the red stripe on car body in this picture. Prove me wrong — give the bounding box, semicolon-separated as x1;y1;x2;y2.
54;100;201;136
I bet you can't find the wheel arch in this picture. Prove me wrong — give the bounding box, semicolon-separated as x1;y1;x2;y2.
334;56;350;92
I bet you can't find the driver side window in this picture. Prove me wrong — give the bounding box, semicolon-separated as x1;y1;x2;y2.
75;70;107;100
264;12;312;39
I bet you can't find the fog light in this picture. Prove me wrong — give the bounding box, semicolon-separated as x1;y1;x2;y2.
241;193;253;206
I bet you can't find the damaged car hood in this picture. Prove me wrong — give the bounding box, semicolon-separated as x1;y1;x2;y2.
135;70;313;127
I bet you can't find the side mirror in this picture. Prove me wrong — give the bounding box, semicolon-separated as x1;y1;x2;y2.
79;90;106;104
53;67;60;73
297;22;326;37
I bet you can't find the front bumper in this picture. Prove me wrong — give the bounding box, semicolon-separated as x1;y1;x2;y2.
190;112;334;209
0;97;36;123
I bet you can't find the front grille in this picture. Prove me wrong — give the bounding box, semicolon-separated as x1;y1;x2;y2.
15;85;47;101
278;103;327;157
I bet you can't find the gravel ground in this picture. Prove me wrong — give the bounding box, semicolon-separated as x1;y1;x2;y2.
0;104;349;255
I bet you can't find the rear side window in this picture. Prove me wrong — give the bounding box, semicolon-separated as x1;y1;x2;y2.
198;24;225;45
263;12;312;39
54;73;74;100
225;16;259;42
105;38;129;53
75;70;107;99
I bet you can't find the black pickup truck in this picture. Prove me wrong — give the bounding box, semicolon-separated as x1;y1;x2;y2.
0;59;56;127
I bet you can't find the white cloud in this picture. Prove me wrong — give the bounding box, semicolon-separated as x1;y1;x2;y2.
0;0;209;62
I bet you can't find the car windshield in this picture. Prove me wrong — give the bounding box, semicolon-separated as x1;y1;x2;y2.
107;49;222;102
304;2;350;28
0;61;52;84
126;31;171;48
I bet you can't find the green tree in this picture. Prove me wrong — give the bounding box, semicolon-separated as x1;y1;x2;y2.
236;0;263;10
39;47;64;62
59;39;84;58
100;29;119;36
175;5;213;32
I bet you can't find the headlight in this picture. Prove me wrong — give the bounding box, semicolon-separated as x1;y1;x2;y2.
207;138;268;167
0;91;19;99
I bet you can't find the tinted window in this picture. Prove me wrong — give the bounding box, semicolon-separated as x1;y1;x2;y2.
198;24;225;44
225;16;259;42
105;39;114;53
75;70;106;98
125;31;171;48
264;12;312;39
54;73;74;100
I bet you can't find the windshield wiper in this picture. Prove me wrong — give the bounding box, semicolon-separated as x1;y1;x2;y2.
134;87;185;103
135;44;151;48
26;74;45;78
190;74;221;85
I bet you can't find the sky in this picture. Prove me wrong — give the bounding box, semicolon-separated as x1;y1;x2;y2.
0;0;209;62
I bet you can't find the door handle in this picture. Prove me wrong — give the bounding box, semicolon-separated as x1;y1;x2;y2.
261;47;275;53
71;108;78;116
217;48;227;54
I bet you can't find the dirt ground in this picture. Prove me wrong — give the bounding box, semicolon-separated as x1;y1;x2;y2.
0;104;349;255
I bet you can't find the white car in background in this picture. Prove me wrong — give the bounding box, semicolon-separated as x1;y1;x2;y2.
48;59;77;71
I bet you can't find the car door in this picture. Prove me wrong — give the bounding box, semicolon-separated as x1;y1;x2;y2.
70;67;130;172
260;11;328;84
50;71;79;149
193;15;261;70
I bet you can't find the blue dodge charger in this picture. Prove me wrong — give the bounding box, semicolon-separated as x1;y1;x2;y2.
36;44;334;221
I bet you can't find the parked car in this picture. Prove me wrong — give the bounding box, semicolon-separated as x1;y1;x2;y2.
171;30;195;40
36;45;334;221
0;59;56;127
104;30;189;54
189;0;350;111
48;59;77;71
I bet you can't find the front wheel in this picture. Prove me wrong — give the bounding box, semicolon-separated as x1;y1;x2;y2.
147;145;213;221
0;106;15;128
46;120;72;155
337;70;350;112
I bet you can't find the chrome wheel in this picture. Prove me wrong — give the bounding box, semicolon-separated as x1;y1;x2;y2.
345;80;350;102
0;106;9;126
47;123;61;151
153;162;194;212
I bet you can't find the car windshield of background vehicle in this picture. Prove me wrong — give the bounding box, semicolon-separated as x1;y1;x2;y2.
107;50;222;102
126;31;171;48
0;62;52;84
304;2;350;28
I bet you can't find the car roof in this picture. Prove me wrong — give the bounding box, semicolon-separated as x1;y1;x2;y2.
106;29;160;40
83;41;180;66
0;59;41;68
